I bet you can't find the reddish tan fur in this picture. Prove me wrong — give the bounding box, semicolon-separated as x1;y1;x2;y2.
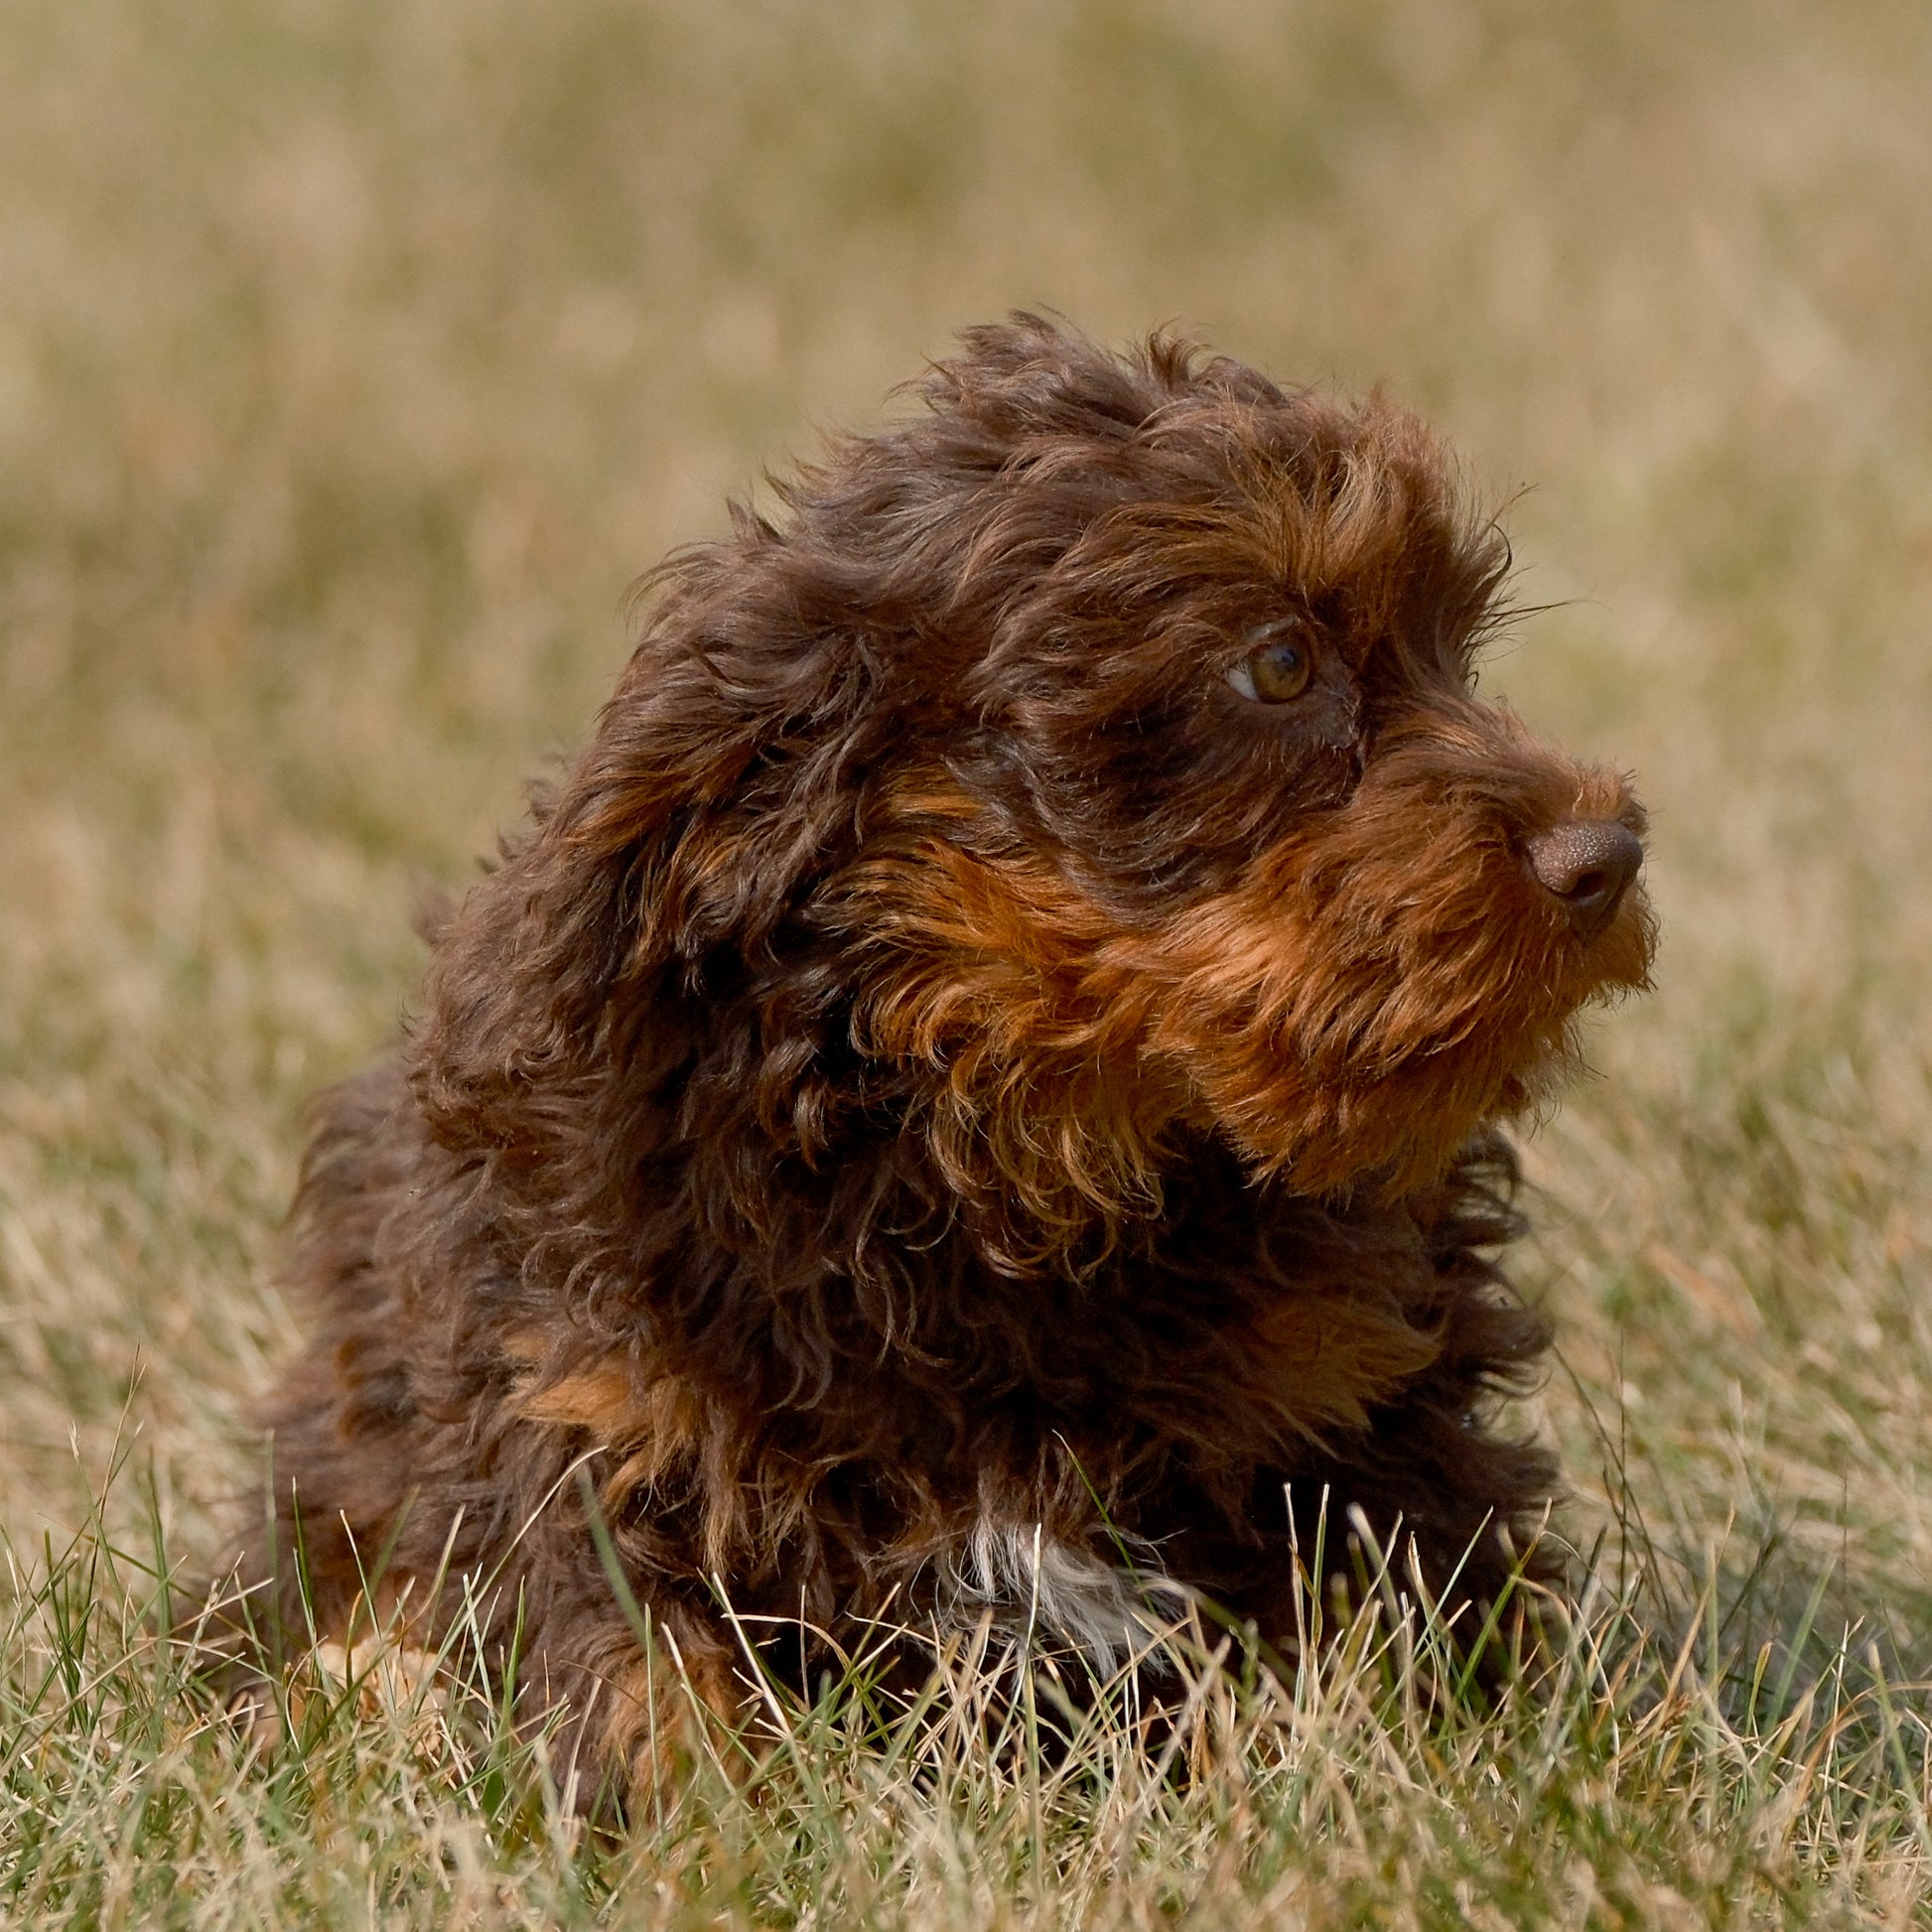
219;316;1653;1808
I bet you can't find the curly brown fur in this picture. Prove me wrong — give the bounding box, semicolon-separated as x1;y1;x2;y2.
220;314;1653;1805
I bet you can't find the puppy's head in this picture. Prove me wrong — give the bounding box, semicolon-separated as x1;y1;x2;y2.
426;316;1653;1255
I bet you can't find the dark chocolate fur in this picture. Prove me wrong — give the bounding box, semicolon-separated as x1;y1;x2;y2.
224;315;1653;1799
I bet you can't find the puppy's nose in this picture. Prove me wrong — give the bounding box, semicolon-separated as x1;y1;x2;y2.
1525;819;1644;938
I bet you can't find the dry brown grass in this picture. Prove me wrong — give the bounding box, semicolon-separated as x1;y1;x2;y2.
5;0;1932;1923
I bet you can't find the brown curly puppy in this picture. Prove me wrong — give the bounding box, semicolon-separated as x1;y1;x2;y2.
235;314;1652;1802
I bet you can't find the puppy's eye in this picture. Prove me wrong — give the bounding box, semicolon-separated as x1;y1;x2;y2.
1225;627;1312;704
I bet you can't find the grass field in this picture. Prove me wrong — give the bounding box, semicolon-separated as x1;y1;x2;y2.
5;0;1932;1923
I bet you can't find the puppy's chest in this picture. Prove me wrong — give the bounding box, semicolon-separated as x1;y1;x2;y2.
926;1518;1191;1678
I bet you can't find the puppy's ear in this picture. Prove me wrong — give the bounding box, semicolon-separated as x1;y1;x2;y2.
413;541;879;1151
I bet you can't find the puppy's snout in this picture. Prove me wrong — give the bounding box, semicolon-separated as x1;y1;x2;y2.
1525;819;1643;938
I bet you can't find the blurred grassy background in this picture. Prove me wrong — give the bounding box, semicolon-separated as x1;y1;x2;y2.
4;0;1932;1918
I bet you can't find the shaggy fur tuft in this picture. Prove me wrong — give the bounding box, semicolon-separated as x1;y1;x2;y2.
225;314;1653;1804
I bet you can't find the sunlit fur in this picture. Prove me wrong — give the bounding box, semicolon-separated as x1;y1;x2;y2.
229;315;1654;1807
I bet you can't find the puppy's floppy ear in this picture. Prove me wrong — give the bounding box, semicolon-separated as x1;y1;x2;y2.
414;537;881;1152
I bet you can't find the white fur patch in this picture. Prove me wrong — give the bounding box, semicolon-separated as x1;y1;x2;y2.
938;1520;1191;1677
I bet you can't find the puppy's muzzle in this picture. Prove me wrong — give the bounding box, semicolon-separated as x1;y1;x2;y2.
1525;819;1644;939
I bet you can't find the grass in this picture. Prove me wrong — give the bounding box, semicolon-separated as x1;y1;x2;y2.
8;1449;1932;1928
11;1452;1932;1932
3;0;1931;1922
